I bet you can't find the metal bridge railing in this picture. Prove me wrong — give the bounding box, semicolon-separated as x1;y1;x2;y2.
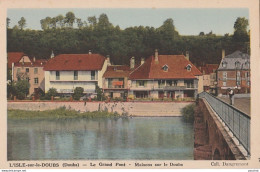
198;92;250;155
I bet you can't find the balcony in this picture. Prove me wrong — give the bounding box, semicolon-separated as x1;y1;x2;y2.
155;84;197;90
107;81;125;89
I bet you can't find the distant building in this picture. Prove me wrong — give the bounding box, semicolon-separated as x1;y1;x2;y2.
7;52;30;80
13;56;47;96
128;50;203;99
43;53;108;95
217;50;250;95
199;64;219;94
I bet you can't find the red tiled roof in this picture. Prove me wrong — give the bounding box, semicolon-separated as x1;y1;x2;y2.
14;59;48;67
129;55;202;80
103;65;131;78
43;54;106;71
200;64;219;74
7;52;25;68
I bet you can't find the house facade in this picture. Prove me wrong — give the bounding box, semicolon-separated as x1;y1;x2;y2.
7;52;30;80
217;50;250;95
199;64;219;94
102;65;130;99
13;57;47;96
44;53;107;95
128;50;202;99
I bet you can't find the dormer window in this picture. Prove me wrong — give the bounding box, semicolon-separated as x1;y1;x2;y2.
162;64;169;72
186;64;192;71
235;61;241;68
222;61;227;68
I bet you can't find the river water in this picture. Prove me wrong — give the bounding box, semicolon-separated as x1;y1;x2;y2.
8;117;194;160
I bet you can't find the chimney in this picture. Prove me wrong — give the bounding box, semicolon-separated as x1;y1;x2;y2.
50;50;54;59
130;56;135;69
155;49;158;62
106;55;111;66
89;50;92;54
185;51;189;61
33;57;36;62
222;49;225;59
141;57;145;65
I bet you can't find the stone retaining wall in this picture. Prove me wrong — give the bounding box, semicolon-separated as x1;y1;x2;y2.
7;101;193;117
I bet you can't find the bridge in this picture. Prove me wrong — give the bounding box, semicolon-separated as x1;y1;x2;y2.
194;92;250;160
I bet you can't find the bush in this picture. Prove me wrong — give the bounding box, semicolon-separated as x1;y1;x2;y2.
44;88;58;100
96;85;105;101
72;87;84;100
181;103;195;122
13;80;30;100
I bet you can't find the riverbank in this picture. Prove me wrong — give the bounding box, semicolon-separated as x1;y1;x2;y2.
8;101;192;117
8;107;124;119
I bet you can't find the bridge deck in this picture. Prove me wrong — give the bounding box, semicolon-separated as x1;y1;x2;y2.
218;97;250;116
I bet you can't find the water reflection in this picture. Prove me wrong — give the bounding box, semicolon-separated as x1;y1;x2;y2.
8;117;193;160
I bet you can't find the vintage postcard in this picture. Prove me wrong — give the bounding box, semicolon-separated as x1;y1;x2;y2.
0;0;260;170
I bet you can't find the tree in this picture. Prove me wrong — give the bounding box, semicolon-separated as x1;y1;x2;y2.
45;88;58;100
96;85;104;101
199;32;205;36
65;11;75;28
13;80;30;100
56;15;65;28
40;19;48;30
50;17;58;28
7;17;10;28
72;87;84;100
76;18;83;29
18;17;26;30
233;17;249;42
88;16;97;27
97;13;112;29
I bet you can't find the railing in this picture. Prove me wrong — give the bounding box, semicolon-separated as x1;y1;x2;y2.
198;91;250;155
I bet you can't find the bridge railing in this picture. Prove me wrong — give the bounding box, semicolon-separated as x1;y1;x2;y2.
198;92;250;155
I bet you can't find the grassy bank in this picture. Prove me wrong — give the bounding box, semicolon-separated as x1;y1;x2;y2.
8;107;126;119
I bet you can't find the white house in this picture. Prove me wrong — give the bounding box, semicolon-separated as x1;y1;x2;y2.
44;53;107;95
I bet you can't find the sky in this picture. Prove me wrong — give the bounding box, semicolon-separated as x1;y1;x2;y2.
7;8;249;35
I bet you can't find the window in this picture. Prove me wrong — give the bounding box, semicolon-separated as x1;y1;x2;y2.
222;61;227;68
158;80;165;88
74;71;78;80
34;68;38;74
174;80;178;86
245;72;250;80
185;80;194;88
166;80;172;86
162;65;169;72
91;71;96;80
136;80;146;87
247;81;250;86
17;68;21;73
186;64;192;71
223;81;226;86
235;61;241;68
56;71;60;80
26;68;29;73
26;77;30;82
223;72;227;81
34;78;38;84
108;78;113;88
236;81;241;86
237;71;240;77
